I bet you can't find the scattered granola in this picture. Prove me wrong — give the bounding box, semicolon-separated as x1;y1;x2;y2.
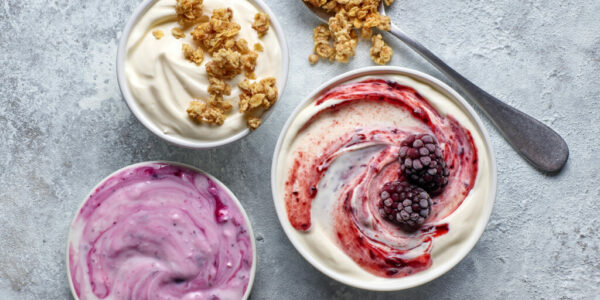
252;12;270;37
182;43;204;65
172;27;186;39
304;0;394;64
309;54;319;64
307;0;390;30
175;0;204;26
152;29;164;40
160;5;277;129
370;33;393;65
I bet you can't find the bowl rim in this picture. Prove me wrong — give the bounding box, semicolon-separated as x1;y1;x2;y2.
270;66;498;291
116;0;290;149
65;161;257;300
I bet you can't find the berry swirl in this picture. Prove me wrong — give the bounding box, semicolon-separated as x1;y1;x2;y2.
68;163;253;300
278;78;479;278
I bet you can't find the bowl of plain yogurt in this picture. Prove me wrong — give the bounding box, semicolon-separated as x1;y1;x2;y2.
271;66;497;290
117;0;289;149
66;161;256;300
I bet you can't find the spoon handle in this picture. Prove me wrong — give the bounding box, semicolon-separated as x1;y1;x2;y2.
387;25;569;173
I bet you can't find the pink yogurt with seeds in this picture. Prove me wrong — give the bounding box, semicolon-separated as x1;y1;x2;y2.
67;162;255;300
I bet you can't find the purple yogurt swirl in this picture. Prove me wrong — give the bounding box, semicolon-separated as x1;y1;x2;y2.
67;163;254;300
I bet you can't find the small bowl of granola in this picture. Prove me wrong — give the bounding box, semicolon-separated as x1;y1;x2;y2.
117;0;289;148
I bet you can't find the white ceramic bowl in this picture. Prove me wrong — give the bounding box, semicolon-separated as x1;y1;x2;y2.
66;161;257;300
116;0;289;149
271;66;497;291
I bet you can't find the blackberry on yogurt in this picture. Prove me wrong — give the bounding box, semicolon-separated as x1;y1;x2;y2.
399;134;450;194
378;181;433;230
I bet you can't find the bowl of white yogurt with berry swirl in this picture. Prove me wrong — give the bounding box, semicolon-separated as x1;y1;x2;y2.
272;66;497;290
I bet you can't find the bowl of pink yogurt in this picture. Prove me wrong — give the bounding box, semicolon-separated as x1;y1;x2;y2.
271;66;497;290
66;162;256;300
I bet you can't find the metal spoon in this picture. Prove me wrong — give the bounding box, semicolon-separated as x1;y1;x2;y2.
303;1;569;173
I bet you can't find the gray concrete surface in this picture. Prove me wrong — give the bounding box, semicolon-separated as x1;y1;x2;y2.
1;0;599;299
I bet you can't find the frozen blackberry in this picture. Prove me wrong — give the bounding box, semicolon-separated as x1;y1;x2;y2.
378;181;433;230
399;134;450;194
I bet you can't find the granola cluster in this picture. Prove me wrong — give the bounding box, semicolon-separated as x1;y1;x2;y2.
175;0;205;25
186;100;232;126
329;11;357;63
182;43;204;65
191;8;241;54
313;25;335;60
160;1;278;129
370;33;393;65
305;0;394;65
252;12;270;37
238;78;278;129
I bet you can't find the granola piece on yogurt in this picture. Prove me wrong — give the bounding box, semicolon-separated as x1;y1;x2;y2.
247;117;262;129
252;12;270;37
208;77;232;98
187;99;232;126
191;8;241;54
206;48;243;80
172;27;186;39
152;29;164;39
238;77;278;114
176;0;204;25
237;77;278;129
182;43;204;65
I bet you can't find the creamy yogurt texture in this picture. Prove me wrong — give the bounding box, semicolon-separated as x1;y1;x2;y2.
275;75;493;282
125;0;283;142
68;163;254;300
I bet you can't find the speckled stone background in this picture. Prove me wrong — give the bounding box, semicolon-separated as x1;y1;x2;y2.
1;0;599;299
